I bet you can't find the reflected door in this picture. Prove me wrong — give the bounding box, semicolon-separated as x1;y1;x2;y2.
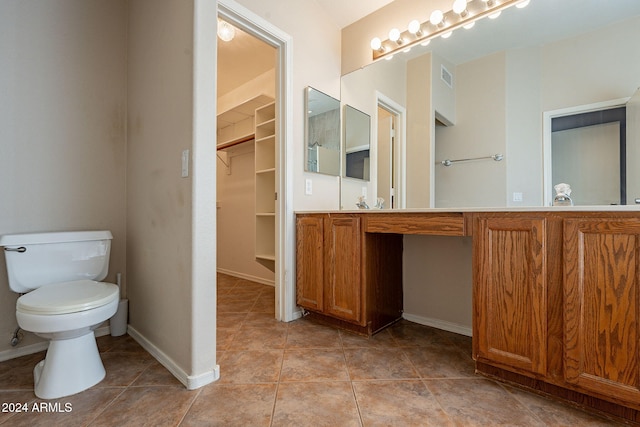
551;107;626;205
377;106;396;209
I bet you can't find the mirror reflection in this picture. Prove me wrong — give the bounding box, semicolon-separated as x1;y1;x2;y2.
340;0;640;208
305;87;341;176
344;105;371;181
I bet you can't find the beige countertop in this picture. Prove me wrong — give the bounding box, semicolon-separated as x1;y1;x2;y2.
296;205;640;214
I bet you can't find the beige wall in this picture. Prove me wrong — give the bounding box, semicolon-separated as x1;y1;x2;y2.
126;0;218;383
403;235;472;335
435;52;507;208
0;0;127;356
405;54;434;208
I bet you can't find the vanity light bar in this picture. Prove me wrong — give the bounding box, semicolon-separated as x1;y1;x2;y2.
371;0;530;60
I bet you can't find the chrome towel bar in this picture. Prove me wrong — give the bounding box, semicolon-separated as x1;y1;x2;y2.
439;153;503;167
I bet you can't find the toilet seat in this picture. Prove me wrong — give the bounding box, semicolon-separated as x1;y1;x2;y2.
17;280;119;315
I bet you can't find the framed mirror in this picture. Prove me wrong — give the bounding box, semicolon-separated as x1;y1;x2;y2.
304;87;341;176
343;105;371;180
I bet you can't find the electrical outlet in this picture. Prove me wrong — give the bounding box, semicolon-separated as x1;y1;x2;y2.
305;179;312;195
513;192;523;202
361;187;367;198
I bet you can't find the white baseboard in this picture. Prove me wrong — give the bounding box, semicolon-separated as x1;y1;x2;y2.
217;268;275;287
402;313;472;337
0;326;112;363
127;325;219;390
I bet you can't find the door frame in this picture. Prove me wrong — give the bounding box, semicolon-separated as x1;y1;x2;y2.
218;0;294;321
542;97;629;206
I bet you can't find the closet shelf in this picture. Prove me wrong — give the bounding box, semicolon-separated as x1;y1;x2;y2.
256;167;276;175
256;254;276;262
256;212;276;217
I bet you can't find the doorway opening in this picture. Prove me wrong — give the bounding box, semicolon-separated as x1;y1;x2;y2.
376;93;406;209
216;1;292;322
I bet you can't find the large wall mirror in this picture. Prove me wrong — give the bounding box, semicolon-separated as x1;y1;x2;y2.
305;87;341;176
339;0;640;208
343;105;371;180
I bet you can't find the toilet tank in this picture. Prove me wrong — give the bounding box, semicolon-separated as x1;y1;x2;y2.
0;230;112;293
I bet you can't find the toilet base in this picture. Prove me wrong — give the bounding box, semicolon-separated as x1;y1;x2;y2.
34;331;106;399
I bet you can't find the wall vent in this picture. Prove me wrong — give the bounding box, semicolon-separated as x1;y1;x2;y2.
441;64;453;89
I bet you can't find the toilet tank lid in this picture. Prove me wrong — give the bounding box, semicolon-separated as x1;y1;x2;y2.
0;230;113;246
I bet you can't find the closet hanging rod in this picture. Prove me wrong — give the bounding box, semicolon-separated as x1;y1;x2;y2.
216;134;254;151
439;153;503;167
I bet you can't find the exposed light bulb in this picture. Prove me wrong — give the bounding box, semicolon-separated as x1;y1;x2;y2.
217;19;235;42
403;46;412;53
452;0;468;16
441;31;453;39
385;54;394;61
429;10;444;26
420;39;431;47
408;20;422;36
488;10;502;19
389;28;402;43
370;37;382;51
463;21;475;29
516;0;530;8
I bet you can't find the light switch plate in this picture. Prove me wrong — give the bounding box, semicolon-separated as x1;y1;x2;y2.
305;179;312;195
181;149;190;178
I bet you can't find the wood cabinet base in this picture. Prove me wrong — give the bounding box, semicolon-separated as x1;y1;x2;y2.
302;310;402;337
476;362;640;425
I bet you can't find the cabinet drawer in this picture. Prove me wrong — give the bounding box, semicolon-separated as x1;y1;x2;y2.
365;213;465;236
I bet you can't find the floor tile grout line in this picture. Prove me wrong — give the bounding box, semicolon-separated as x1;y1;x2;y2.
269;327;289;427
175;385;205;427
339;329;366;426
85;386;129;427
493;380;549;426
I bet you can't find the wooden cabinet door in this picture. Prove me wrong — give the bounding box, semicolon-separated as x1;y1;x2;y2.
296;215;324;311
324;215;363;324
564;218;640;404
474;216;548;376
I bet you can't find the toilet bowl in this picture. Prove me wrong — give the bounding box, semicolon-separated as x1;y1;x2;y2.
0;231;120;399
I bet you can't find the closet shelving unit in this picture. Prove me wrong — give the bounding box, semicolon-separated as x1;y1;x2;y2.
254;101;276;269
216;95;276;271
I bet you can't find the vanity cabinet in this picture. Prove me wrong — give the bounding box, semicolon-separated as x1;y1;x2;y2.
473;212;640;413
473;215;558;378
296;214;363;325
563;218;640;406
296;213;403;334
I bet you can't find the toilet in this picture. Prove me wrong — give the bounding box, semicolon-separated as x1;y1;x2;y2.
0;230;120;399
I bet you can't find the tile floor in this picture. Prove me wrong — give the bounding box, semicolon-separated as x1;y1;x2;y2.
0;273;625;426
